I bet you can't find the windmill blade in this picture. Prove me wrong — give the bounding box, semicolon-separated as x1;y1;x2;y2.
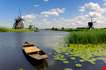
93;21;96;23
19;8;22;17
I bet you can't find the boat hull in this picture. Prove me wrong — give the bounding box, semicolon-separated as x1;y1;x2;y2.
22;49;48;63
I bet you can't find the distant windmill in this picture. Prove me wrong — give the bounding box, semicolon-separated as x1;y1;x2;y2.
88;16;96;29
13;8;24;29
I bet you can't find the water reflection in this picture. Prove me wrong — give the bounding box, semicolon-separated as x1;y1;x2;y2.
0;31;69;70
33;60;48;70
14;32;24;45
25;56;48;70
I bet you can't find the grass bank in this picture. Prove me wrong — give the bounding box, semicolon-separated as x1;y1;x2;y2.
0;27;35;32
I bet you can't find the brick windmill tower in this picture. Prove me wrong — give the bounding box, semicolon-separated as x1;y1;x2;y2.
13;9;24;29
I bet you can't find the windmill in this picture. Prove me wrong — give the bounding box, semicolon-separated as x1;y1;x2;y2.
88;16;96;29
13;8;24;29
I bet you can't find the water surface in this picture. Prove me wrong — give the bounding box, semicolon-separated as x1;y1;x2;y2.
0;30;68;70
0;30;105;70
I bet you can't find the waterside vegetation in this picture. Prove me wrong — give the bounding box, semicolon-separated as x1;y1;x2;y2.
0;27;35;32
53;28;106;68
67;29;106;44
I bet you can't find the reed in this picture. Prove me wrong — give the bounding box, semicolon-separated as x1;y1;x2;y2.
68;29;106;44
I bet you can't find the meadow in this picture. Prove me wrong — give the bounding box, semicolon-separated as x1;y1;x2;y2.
0;27;34;32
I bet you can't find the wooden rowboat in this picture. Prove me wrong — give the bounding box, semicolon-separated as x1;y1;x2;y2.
22;42;48;61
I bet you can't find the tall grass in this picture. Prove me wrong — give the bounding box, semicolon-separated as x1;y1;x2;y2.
68;29;106;44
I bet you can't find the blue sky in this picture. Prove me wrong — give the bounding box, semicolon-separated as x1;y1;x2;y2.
0;0;106;28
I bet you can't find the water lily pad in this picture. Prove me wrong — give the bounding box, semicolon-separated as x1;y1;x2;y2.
75;64;82;68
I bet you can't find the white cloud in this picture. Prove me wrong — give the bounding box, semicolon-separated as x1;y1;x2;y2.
103;0;106;5
73;2;106;28
47;15;106;28
34;4;39;7
79;2;104;17
79;7;85;12
22;14;36;23
43;0;49;2
43;2;106;29
103;3;106;6
71;2;106;28
41;8;65;17
85;2;101;11
21;2;106;29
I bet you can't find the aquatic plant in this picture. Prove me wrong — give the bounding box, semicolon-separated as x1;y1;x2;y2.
67;29;106;44
19;68;24;70
54;29;106;68
53;44;106;67
64;68;73;70
75;63;82;67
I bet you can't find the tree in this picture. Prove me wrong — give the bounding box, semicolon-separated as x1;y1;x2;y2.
29;25;33;29
61;27;64;30
51;27;55;30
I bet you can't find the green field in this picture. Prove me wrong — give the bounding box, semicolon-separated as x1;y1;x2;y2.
0;27;35;32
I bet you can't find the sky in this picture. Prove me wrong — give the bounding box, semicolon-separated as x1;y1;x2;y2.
0;0;106;28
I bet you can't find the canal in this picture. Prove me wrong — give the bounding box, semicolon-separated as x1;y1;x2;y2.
0;30;105;70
